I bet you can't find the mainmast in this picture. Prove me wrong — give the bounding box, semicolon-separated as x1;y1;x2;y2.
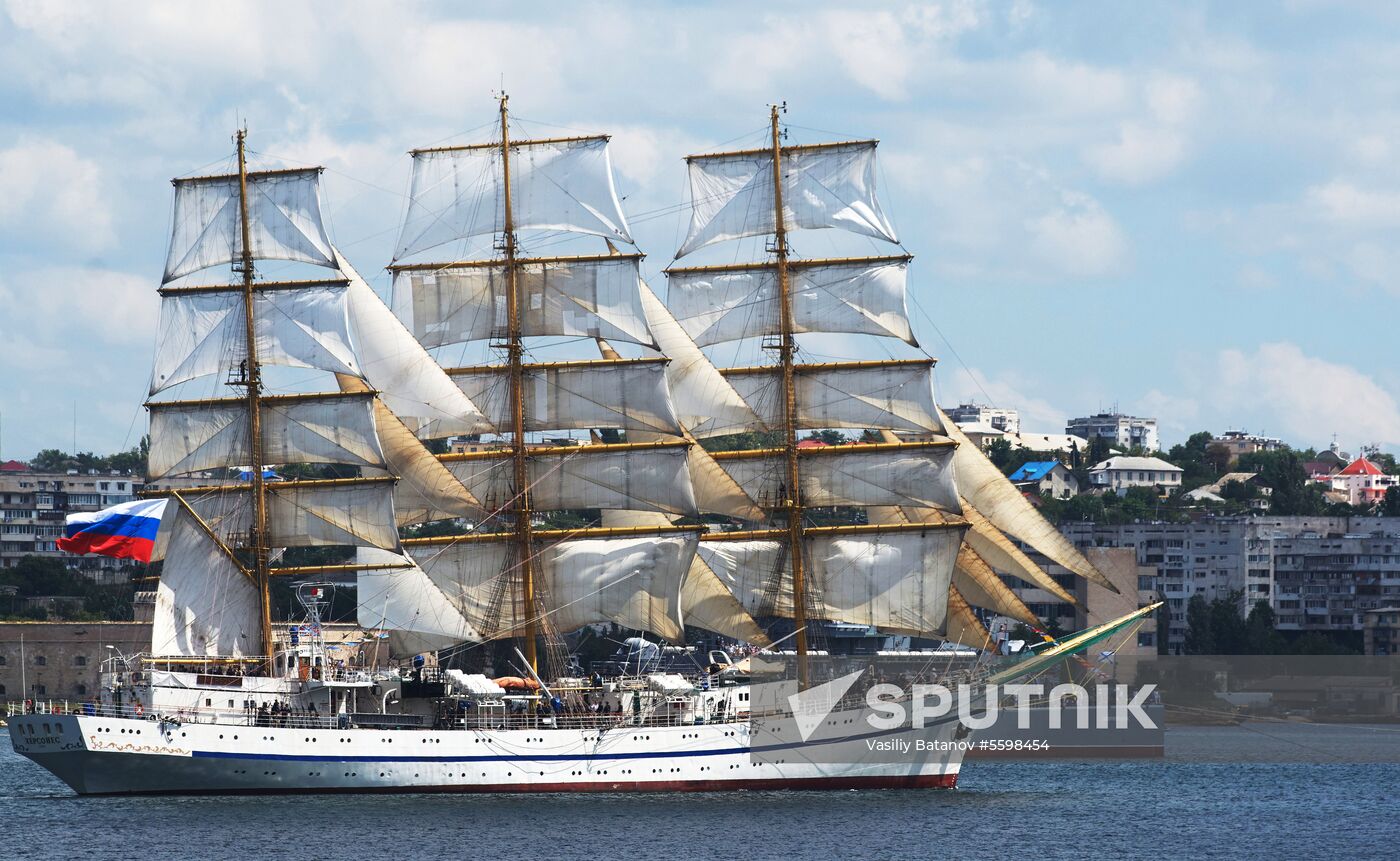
767;105;809;688
234;129;275;669
497;94;540;671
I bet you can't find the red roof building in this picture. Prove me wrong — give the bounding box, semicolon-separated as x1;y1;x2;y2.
1329;457;1398;506
0;459;28;472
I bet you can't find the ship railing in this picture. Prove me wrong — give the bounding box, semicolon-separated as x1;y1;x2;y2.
6;700;78;718
3;698;761;732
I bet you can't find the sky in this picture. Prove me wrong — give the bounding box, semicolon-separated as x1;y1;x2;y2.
2;0;1400;461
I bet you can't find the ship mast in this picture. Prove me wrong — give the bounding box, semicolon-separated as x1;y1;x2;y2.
497;95;540;671
767;105;810;689
234;129;275;669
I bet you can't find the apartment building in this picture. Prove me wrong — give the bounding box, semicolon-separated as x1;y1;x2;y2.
0;464;141;580
1057;517;1400;652
946;403;1020;436
1066;412;1159;452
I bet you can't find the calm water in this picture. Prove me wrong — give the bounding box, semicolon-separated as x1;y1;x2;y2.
3;724;1397;860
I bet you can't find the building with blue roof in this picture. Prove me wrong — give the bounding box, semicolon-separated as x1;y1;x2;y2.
1008;460;1079;499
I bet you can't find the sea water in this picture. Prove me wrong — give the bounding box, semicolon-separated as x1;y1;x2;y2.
2;723;1397;860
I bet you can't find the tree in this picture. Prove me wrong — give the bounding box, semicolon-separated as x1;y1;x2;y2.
803;430;850;447
1383;486;1400;517
1087;436;1111;467
700;431;783;453
1219;479;1258;503
1205;443;1233;474
1369;452;1400;475
29;448;72;472
985;437;1013;470
1183;594;1214;654
1166;431;1220;492
1240;450;1325;515
1244;601;1286;654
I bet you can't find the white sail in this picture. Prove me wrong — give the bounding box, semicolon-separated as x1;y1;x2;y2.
945;586;992;649
356;548;482;652
697;362;941;438
716;445;957;511
961;500;1075;604
695;540;790;618
395;137;632;260
667;258;915;346
392;256;654;349
953;545;1038;626
147;394;386;480
594;335;764;521
450;360;682;435
150;506;261;657
807;530;960;637
339;252;493;438
164;168;334;283
545;536;692;642
866;502;1038;626
940;409;1115;590
698;528;962;637
150;284;360;395
600;510;770;644
445;445;697;515
677;142;897;258
637;281;761;437
267;481;400;550
407;534;695;641
337;376;484;526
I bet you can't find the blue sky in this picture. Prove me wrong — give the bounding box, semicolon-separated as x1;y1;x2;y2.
2;0;1399;460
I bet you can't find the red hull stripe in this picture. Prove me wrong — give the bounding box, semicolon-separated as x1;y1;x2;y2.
104;773;959;796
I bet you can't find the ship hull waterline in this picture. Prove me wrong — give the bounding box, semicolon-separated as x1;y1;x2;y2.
10;710;967;796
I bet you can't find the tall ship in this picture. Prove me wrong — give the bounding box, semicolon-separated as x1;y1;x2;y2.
9;101;1153;795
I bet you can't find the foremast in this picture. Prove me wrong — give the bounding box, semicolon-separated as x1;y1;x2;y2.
143;130;405;667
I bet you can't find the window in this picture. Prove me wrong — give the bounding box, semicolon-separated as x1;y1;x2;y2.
33;655;46;666
75;684;87;696
32;685;46;696
73;655;87;667
0;684;5;695
0;655;6;666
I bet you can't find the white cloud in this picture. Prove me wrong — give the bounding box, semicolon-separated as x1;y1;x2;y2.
1087;123;1186;185
936;365;1067;433
1305;180;1400;226
1085;74;1199;185
0;139;114;249
1211;342;1400;448
1236;264;1278;291
2;266;155;347
1026;189;1128;276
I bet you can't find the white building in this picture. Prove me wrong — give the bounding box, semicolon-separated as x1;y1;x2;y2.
1067;413;1159;452
1088;456;1183;494
947;403;1020;436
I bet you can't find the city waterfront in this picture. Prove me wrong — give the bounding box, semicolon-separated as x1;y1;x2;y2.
3;724;1396;860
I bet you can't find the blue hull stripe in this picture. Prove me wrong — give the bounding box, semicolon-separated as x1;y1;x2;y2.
186;723;953;764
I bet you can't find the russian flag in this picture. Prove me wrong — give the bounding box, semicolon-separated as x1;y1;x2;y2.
56;498;167;562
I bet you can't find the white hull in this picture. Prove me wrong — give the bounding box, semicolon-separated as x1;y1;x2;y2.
10;709;966;795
